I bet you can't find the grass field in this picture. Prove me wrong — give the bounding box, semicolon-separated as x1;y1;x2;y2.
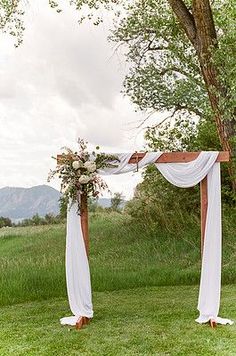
0;212;236;306
0;212;235;355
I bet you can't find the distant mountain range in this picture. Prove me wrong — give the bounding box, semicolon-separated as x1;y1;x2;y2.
0;185;61;221
0;185;112;221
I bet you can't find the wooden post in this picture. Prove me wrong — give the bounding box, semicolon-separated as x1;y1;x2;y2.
80;193;89;257
200;176;208;256
76;193;91;330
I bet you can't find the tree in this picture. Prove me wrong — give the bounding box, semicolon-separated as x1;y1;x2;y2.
0;216;12;228
111;192;124;211
112;0;236;189
31;213;44;225
44;213;56;224
88;197;99;212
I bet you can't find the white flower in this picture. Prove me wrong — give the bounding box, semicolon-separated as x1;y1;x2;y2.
72;160;82;170
79;175;91;184
84;161;96;172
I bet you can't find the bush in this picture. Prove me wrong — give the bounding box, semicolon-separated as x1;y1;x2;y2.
0;216;12;228
125;165;200;230
17;213;65;227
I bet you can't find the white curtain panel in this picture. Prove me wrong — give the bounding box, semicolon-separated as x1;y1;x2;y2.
60;202;93;326
60;151;233;326
156;152;233;324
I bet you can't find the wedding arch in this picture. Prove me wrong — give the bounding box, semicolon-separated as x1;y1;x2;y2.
56;150;234;329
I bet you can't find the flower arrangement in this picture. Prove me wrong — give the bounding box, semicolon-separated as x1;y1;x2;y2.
48;139;118;211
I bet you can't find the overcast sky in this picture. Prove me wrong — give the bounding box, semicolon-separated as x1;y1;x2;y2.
0;0;157;199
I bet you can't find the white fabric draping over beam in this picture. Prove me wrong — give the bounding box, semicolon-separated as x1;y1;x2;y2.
97;152;163;175
60;151;233;326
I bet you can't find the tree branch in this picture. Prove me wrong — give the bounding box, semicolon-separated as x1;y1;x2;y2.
167;0;197;47
145;105;203;131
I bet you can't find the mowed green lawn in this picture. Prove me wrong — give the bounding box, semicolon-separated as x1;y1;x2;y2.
0;286;236;355
0;213;236;355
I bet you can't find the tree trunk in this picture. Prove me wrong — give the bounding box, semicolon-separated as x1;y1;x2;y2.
199;61;236;191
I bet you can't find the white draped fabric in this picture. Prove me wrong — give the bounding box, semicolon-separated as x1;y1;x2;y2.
97;152;162;175
60;202;93;326
60;151;233;326
156;152;232;325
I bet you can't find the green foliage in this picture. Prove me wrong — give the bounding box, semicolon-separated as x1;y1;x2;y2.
110;1;236;150
127;113;234;222
112;1;207;120
112;0;236;190
0;216;12;228
125;166;200;231
110;0;236;165
145;116;199;152
213;1;236;127
0;0;25;46
88;196;99;212
17;213;64;227
111;192;124;211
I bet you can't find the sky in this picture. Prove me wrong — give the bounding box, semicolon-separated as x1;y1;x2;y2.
0;1;158;199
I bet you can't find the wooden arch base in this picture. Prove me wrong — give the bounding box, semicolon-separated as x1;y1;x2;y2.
57;151;230;330
76;316;90;330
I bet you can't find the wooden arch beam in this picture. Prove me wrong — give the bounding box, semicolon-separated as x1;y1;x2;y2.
128;151;229;164
57;151;229;164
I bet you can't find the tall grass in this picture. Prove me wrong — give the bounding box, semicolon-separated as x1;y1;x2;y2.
0;225;66;305
0;211;235;306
